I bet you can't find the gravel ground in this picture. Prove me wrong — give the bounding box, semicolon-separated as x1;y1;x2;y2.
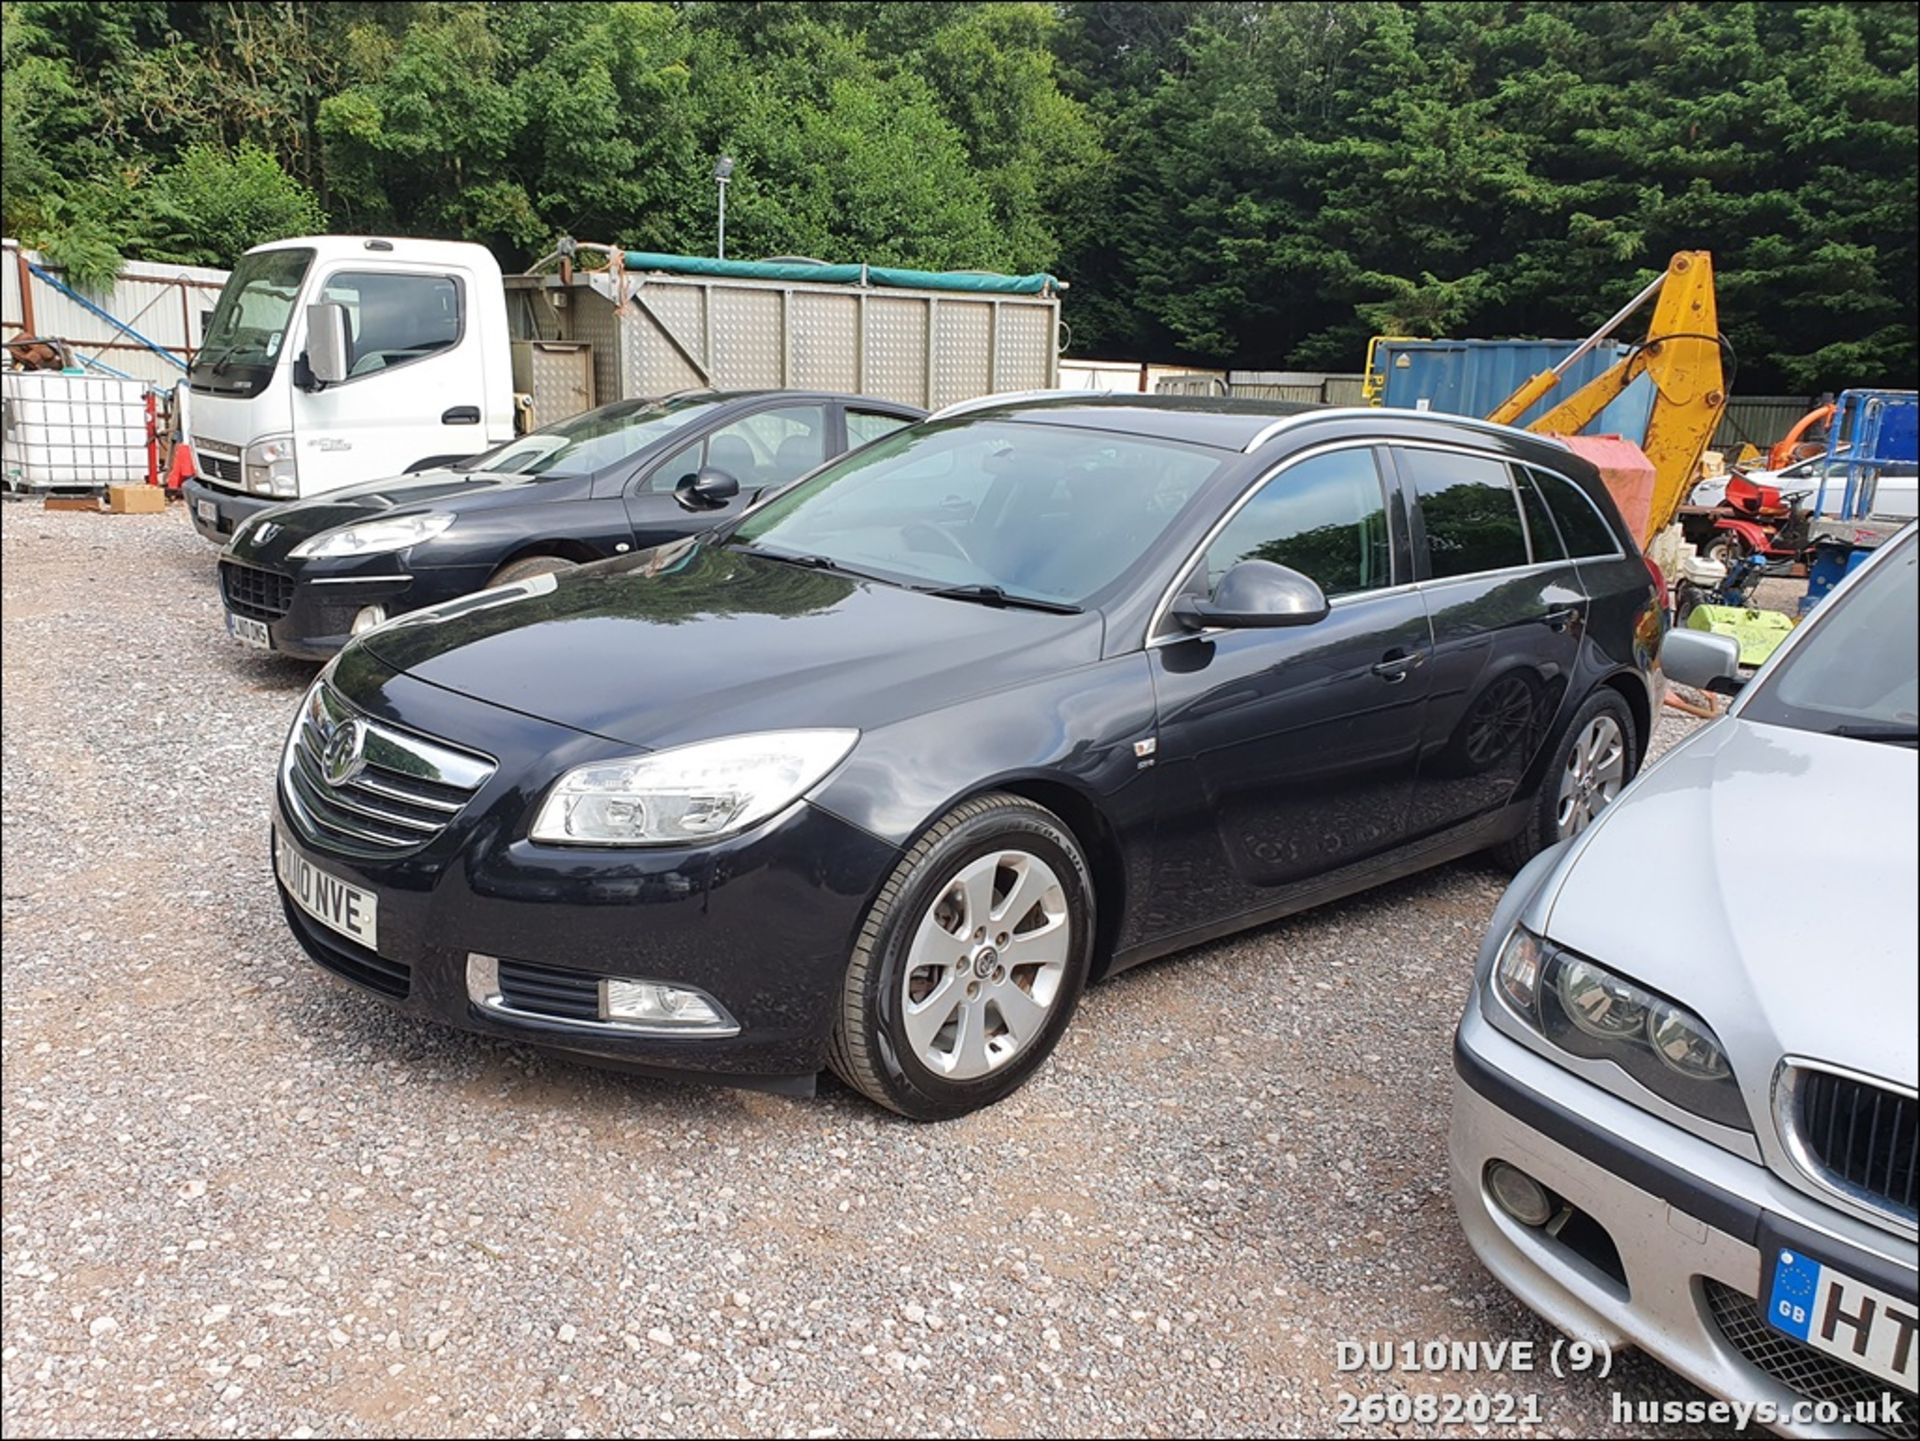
3;502;1727;1438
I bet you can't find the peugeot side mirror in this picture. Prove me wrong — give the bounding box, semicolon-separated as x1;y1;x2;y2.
675;466;740;511
1661;627;1745;694
302;302;351;388
1169;560;1330;631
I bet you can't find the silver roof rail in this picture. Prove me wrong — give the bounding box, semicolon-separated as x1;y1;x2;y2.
928;388;1110;422
1240;406;1573;454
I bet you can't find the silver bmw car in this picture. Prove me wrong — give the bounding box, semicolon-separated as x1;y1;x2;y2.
1451;525;1917;1436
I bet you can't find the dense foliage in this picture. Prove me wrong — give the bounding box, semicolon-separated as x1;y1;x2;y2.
3;1;1913;390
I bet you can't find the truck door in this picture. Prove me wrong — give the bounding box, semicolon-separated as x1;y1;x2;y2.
290;266;491;493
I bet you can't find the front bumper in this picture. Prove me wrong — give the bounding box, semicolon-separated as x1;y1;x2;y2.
184;476;276;543
1452;1003;1916;1437
217;559;492;660
269;662;900;1090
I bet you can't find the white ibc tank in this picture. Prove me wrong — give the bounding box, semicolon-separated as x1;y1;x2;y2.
2;370;149;489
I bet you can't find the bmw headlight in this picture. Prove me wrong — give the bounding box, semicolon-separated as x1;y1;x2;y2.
290;513;454;559
530;730;858;846
1492;926;1747;1129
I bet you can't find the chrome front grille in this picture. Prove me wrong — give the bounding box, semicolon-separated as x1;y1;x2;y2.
1778;1062;1918;1228
279;682;494;858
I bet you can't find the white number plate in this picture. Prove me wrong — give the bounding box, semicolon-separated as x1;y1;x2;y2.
196;498;218;524
226;611;271;649
1766;1246;1919;1391
276;832;379;951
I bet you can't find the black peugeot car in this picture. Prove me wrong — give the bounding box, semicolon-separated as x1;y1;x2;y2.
218;389;923;658
273;396;1667;1119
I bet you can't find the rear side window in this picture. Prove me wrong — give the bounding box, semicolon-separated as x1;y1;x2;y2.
847;409;912;448
1515;469;1567;561
1204;448;1392;598
1400;448;1528;578
1529;467;1621;558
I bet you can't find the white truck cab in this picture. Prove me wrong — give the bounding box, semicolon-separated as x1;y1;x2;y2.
183;236;515;543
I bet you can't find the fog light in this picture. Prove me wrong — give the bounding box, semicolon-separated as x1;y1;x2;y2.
1486;1161;1556;1227
603;977;729;1029
350;605;387;635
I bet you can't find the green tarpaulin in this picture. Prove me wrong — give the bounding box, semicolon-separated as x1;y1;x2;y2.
621;251;1062;296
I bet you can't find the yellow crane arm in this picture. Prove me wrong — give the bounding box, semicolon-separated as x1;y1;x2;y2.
1488;252;1727;542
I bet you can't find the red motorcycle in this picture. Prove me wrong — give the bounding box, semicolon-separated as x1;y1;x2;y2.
1701;476;1815;568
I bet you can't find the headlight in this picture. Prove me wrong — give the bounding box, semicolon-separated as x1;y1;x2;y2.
245;435;297;497
290;513;454;559
1489;926;1747;1130
530;730;858;846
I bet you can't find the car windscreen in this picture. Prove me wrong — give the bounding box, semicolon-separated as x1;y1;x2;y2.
459;396;729;479
730;418;1226;604
189;248;314;399
1739;531;1917;743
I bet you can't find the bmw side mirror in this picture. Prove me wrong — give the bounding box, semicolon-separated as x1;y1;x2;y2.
302;302;351;389
676;467;740;511
1170;560;1330;631
1661;627;1745;694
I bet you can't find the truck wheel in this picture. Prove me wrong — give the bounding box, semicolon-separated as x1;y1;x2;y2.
487;556;577;588
1495;688;1638;871
827;793;1094;1121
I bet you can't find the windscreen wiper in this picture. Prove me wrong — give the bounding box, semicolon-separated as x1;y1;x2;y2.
1831;722;1919;745
917;583;1081;614
733;546;895;586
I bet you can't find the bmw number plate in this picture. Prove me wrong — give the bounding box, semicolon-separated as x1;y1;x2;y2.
226;611;271;649
275;831;379;951
1766;1246;1918;1391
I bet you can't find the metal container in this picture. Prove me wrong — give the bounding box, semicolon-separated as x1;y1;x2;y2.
1378;339;1657;443
509;340;595;425
505;263;1060;411
2;370;148;489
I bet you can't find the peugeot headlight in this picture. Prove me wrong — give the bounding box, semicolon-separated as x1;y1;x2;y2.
290;513;455;559
245;435;298;497
1490;926;1746;1129
530;730;858;846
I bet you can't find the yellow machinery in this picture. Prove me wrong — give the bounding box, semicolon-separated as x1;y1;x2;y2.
1487;251;1727;541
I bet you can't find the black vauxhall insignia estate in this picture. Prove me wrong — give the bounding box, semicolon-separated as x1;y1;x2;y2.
273;396;1667;1119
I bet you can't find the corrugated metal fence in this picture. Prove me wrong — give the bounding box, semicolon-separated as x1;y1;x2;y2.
1155;364;1816;450
3;239;230;387
1154;371;1368;404
1713;396;1822;453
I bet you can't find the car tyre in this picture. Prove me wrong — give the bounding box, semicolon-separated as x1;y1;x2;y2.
488;555;578;587
1494;687;1639;871
827;793;1095;1121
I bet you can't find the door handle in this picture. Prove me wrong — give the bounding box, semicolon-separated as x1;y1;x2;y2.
441;405;480;425
1541;607;1579;632
1371;649;1426;683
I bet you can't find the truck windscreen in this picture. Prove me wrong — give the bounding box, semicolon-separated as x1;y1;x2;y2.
189;248;315;399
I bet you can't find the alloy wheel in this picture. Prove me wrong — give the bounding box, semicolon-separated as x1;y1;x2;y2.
1555;714;1626;838
899;849;1070;1080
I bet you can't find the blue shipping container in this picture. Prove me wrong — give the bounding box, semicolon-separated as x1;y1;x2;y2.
1378;339;1657;445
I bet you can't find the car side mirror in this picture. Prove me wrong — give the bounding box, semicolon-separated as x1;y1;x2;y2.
303;302;351;388
1661;627;1745;694
675;466;740;511
1169;560;1330;631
